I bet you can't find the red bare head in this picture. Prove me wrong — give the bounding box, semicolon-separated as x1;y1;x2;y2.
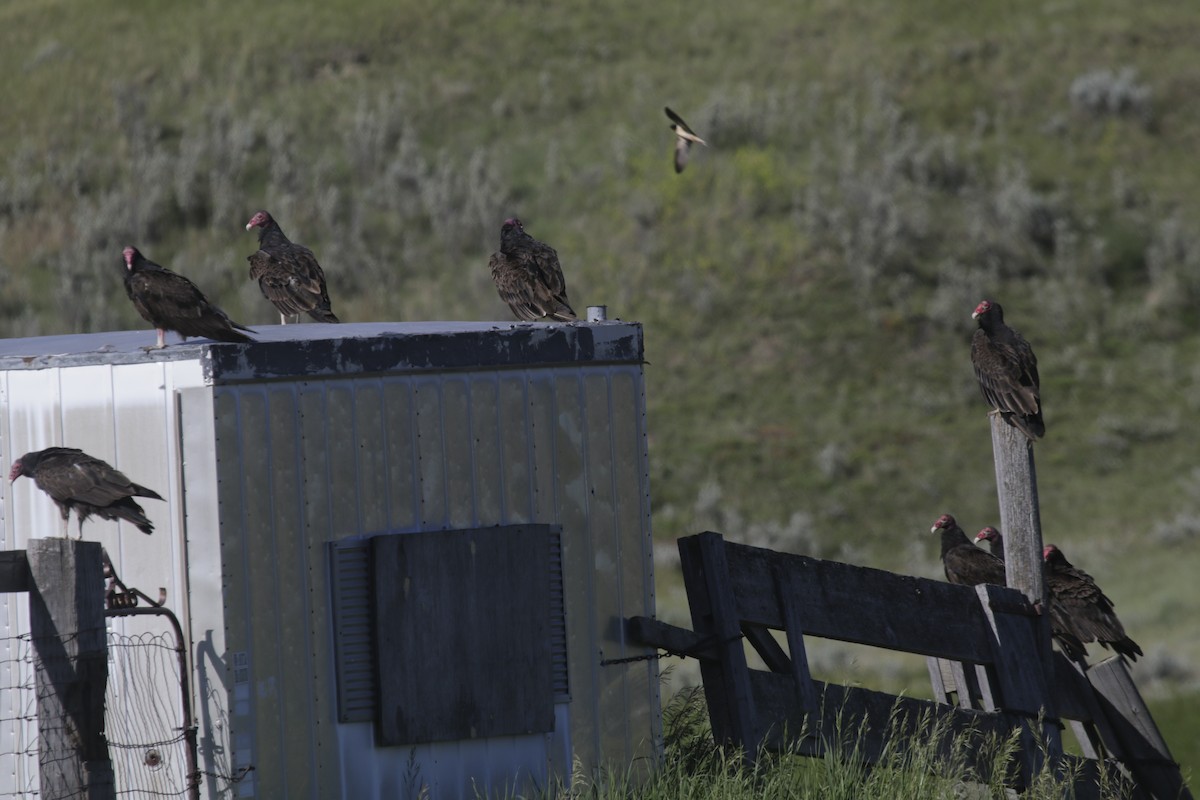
931;513;957;533
8;457;27;483
123;246;138;269
1043;544;1063;561
246;210;272;231
975;527;1001;544
501;218;523;233
971;299;995;320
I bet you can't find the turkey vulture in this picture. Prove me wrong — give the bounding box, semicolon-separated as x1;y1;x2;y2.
9;448;164;537
123;246;255;349
488;218;577;322
974;526;1005;559
245;210;339;324
930;514;1005;587
1043;544;1142;661
973;528;1085;658
970;300;1044;440
665;107;706;174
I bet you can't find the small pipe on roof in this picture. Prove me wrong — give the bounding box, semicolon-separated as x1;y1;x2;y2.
586;306;608;322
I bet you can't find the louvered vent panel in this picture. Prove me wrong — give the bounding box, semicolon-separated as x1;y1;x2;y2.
329;540;375;723
549;529;569;700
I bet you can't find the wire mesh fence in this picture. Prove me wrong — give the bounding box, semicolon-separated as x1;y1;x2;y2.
0;628;193;799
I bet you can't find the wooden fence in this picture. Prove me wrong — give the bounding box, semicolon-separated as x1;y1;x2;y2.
630;530;1190;798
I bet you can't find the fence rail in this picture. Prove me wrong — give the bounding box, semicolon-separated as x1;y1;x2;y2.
631;530;1190;800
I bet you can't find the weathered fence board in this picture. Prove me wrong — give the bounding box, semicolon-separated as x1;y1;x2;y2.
673;532;1049;781
749;671;1012;782
635;530;1193;800
1089;658;1192;800
678;530;758;753
716;536;996;662
975;583;1061;786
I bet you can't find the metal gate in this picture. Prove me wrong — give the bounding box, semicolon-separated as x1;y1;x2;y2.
104;569;199;800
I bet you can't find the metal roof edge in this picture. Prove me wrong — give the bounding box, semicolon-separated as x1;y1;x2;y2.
203;321;643;382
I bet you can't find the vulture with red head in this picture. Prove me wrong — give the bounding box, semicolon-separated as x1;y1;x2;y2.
245;210;339;324
974;526;1005;559
1044;544;1141;661
931;514;1006;587
970;300;1044;440
9;448;163;537
123;246;254;348
488;218;577;322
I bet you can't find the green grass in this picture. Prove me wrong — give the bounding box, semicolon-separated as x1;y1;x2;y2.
2;0;1198;779
527;687;1134;799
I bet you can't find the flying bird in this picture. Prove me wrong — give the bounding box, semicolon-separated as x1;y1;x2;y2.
123;246;255;349
974;526;1005;559
245;210;339;324
9;448;164;537
970;300;1044;440
1043;544;1142;662
488;218;577;322
930;514;1006;587
665;107;706;174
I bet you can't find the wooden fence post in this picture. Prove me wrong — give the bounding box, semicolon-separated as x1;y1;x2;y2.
989;416;1046;605
1089;659;1193;800
27;538;114;800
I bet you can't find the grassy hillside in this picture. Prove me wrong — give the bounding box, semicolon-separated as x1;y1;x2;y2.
2;0;1198;774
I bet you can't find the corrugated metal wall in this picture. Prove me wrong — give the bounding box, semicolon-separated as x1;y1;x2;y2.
211;364;659;799
0;360;207;797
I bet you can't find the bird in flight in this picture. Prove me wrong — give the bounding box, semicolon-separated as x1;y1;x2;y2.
665;107;706;174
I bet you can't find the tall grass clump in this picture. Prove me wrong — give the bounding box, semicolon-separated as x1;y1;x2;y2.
522;688;1134;799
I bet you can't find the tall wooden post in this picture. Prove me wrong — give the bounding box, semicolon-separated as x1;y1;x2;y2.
988;416;1065;774
27;539;114;800
989;416;1046;605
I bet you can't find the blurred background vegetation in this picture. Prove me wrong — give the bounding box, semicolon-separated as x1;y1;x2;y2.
1;0;1196;777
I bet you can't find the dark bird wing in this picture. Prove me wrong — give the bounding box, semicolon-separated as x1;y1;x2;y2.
248;244;339;323
490;239;576;322
971;327;1044;439
29;448;162;535
1046;556;1142;661
126;268;253;344
33;449;162;506
943;545;1006;587
665;107;706;174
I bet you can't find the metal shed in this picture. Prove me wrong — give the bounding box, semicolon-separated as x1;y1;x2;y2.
0;321;660;798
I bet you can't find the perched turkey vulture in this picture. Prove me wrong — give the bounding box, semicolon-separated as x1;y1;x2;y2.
974;526;1005;559
123;246;255;349
665;107;706;174
488;218;577;322
245;210;339;324
9;448;164;537
930;514;1005;587
970;300;1044;440
1044;544;1142;662
973;528;1085;658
